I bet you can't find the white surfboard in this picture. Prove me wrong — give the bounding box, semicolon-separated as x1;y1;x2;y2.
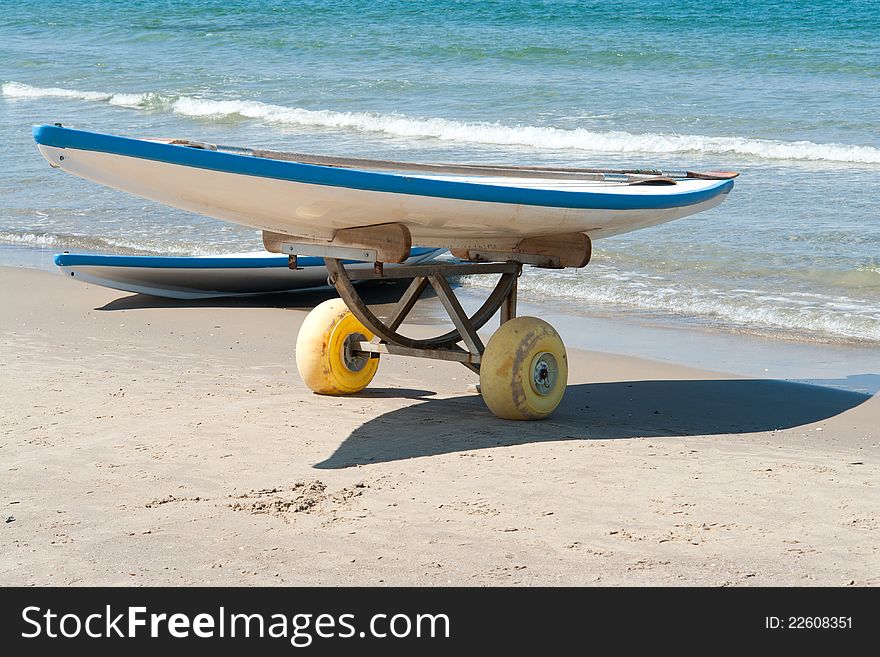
34;125;736;252
54;248;445;299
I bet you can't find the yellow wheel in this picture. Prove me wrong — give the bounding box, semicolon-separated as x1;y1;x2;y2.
296;298;379;395
479;317;568;420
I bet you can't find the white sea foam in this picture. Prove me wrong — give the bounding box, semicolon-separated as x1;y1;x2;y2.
107;92;150;108
0;230;67;247
5;81;880;164
0;230;216;256
1;81;149;108
2;81;112;102
460;263;880;343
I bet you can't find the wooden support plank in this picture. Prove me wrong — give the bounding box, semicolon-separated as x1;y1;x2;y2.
516;233;592;268
263;223;412;263
451;232;592;269
449;250;562;268
344;261;519;281
263;230;297;254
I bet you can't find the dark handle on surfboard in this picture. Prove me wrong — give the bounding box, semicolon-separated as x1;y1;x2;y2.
685;171;739;180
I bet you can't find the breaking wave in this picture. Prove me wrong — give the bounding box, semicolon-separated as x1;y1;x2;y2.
0;229;216;256
5;81;880;164
459;263;880;344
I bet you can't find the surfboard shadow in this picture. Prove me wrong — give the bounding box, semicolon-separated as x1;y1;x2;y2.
313;378;873;468
94;279;429;311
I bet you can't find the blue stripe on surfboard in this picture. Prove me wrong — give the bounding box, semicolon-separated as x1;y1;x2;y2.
33;125;734;211
53;248;440;269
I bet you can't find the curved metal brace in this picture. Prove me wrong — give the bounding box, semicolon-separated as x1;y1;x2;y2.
324;258;518;351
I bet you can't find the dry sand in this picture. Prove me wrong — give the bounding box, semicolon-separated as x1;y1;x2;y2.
1;266;877;586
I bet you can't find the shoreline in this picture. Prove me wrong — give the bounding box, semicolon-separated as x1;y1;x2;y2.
1;265;877;586
4;242;879;394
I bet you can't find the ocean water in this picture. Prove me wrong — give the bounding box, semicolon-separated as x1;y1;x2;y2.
1;0;879;344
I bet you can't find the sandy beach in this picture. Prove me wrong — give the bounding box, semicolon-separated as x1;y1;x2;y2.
1;265;877;586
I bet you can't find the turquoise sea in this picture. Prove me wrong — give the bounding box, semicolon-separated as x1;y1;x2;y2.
2;0;879;344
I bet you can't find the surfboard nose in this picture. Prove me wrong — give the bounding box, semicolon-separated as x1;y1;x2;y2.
33;123;64;145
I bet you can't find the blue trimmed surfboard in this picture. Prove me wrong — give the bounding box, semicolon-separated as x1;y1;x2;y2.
54;248;444;299
33;125;736;251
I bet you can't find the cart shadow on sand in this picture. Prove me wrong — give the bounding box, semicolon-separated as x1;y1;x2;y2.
314;376;877;468
90;286;877;469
